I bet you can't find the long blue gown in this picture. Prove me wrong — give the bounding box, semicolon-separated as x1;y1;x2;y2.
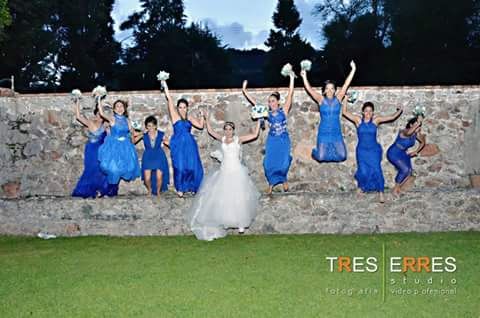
387;132;417;184
98;114;141;184
170;120;203;193
72;126;118;198
354;119;384;192
264;108;292;186
141;131;170;194
312;97;347;162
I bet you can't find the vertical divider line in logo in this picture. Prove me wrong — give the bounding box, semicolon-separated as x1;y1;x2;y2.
382;242;386;303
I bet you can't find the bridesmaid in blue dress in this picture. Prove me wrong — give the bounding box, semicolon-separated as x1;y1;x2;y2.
161;80;204;197
133;115;170;196
72;101;118;198
98;99;141;185
242;74;295;194
343;100;403;203
387;116;426;196
301;61;357;162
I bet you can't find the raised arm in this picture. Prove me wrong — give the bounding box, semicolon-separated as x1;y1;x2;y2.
283;73;295;115
242;80;257;106
341;98;361;126
74;100;91;128
189;110;205;130
239;120;261;144
204;112;223;141
162;80;180;123
374;106;403;125
300;70;323;104
337;61;356;101
97;98;114;124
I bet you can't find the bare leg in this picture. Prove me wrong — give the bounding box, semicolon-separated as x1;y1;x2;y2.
156;170;163;197
356;188;364;198
283;182;289;192
266;185;273;195
144;170;152;195
378;192;385;203
392;184;401;196
399;175;415;192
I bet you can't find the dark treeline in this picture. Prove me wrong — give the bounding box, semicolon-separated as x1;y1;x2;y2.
0;0;478;93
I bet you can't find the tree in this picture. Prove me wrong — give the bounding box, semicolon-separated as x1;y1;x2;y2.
54;0;121;91
315;0;480;85
0;0;59;91
314;0;387;84
383;0;478;84
264;0;315;85
0;0;11;43
118;0;231;89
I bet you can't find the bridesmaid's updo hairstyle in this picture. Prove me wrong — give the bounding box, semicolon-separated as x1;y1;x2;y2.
177;98;189;108
270;91;281;100
113;99;129;117
223;121;235;130
145;115;157;127
406;117;418;129
362;102;375;112
322;80;337;94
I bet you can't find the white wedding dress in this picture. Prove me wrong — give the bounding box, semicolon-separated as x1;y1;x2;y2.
187;136;260;241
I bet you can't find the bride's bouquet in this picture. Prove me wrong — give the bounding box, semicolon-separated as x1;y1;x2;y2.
71;89;82;102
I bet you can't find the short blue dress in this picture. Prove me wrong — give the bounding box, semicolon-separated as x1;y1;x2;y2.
141;131;170;194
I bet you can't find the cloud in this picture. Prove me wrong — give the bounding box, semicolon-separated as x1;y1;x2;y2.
200;18;269;50
112;0;142;45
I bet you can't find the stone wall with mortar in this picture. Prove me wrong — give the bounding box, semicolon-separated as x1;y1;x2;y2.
1;190;479;236
1;85;480;198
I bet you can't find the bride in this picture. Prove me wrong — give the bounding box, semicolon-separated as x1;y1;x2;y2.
186;112;261;241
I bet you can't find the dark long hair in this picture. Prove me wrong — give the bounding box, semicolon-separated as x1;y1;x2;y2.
113;99;129;118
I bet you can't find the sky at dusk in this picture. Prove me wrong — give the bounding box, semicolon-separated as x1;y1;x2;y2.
112;0;323;50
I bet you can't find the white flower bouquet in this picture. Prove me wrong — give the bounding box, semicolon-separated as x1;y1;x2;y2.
280;63;295;77
347;91;358;104
251;104;269;119
413;105;426;117
156;71;170;81
92;85;107;99
71;89;82;102
300;59;312;72
131;120;142;131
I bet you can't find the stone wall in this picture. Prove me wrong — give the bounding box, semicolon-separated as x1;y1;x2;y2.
1;190;479;236
1;86;480;198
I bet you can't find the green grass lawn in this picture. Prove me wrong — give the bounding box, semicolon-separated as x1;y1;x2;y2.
0;232;479;317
